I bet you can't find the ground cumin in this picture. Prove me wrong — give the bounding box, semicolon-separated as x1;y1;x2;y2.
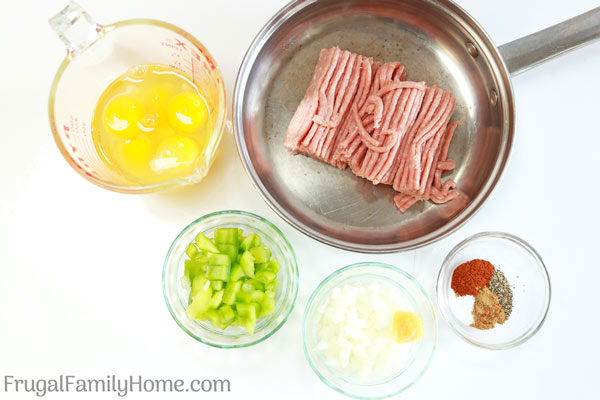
471;287;506;330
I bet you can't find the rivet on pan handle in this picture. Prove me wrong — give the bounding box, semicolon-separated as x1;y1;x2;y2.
498;7;600;76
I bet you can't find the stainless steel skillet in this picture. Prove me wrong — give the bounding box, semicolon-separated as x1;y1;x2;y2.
233;0;600;253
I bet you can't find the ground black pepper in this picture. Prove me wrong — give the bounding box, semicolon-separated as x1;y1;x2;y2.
488;269;513;319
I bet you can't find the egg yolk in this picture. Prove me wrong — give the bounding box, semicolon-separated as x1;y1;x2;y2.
168;93;208;132
103;95;143;138
151;135;200;173
121;136;153;172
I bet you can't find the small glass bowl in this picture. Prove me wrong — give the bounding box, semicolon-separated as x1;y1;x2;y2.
302;262;437;399
163;210;299;348
436;232;551;350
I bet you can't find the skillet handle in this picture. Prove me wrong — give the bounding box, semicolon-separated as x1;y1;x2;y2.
498;7;600;76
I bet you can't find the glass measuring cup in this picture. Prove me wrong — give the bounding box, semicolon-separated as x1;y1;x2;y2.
48;2;227;193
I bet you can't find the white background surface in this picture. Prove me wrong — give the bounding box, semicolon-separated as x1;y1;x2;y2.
1;0;599;398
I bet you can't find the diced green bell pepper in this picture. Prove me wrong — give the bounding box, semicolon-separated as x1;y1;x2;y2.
240;233;261;252
194;232;220;253
185;243;199;259
254;263;268;273
239;234;253;252
205;309;225;330
207;264;230;282
236;302;258;325
250;246;271;263
232;316;254;335
216;243;237;261
240;251;255;278
184;259;207;283
222;281;242;305
256;270;276;284
250;290;265;303
206;252;231;267
230;264;245;281
265;279;277;293
241;282;253;292
268;258;280;273
186;288;212;319
191;276;210;297
244;278;265;291
214;228;239;246
237;289;265;304
219;305;236;324
185;300;207;320
258;297;276;319
209;289;224;308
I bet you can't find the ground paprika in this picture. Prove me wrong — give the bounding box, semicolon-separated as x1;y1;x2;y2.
451;259;495;296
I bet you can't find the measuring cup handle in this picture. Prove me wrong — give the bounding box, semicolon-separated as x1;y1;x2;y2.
498;7;600;76
49;1;102;57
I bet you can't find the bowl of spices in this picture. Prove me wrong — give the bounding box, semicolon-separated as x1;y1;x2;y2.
436;232;550;349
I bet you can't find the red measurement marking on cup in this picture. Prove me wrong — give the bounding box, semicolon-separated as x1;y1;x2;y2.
62;117;100;178
196;48;215;71
70;155;98;178
191;54;195;82
167;34;216;72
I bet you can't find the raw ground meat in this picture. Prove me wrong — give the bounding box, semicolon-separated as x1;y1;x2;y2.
283;46;461;213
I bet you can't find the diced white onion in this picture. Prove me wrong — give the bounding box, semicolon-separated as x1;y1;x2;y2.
315;283;412;381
